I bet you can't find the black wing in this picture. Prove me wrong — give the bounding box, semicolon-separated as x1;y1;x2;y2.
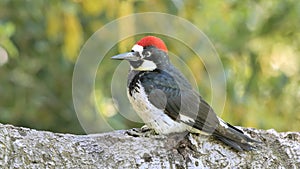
138;69;219;134
136;69;259;151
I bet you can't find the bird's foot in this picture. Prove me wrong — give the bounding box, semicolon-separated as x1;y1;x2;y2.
126;125;157;137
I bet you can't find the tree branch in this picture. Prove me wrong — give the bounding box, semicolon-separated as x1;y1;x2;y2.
0;123;299;168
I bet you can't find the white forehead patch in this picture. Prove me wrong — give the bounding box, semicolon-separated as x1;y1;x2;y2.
132;44;143;53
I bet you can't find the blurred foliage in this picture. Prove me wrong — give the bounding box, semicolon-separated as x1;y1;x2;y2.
0;0;299;134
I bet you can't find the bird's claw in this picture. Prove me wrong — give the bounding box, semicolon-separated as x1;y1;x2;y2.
140;125;152;132
126;125;157;137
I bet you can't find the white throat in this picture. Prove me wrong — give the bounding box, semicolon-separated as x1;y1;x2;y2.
132;60;157;71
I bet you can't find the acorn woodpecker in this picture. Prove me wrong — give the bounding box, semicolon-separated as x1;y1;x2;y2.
112;36;259;151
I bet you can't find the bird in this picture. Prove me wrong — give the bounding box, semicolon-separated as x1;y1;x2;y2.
111;36;259;151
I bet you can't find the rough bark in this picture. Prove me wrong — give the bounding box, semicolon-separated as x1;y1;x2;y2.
0;123;299;169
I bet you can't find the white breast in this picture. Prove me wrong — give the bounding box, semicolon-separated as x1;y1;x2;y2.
127;82;188;134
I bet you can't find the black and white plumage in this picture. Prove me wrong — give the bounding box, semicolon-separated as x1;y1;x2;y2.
112;36;259;151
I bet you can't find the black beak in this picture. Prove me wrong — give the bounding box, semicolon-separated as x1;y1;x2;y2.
111;52;139;61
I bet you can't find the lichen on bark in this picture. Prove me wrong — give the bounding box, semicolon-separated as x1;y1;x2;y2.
0;123;299;168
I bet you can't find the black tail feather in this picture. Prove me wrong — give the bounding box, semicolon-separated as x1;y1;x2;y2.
213;122;260;151
214;134;255;151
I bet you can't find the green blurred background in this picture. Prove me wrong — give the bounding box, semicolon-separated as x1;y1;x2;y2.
0;0;299;134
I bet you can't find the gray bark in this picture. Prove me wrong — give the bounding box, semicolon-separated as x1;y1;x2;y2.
0;123;299;169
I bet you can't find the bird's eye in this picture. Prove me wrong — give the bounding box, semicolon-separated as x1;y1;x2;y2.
144;51;151;58
131;50;134;52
